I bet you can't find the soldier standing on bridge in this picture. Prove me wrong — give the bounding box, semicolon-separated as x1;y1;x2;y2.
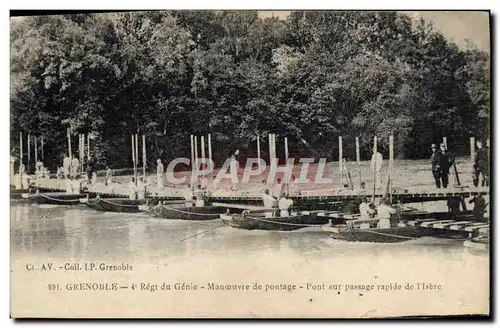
438;143;454;189
473;140;489;187
431;144;442;188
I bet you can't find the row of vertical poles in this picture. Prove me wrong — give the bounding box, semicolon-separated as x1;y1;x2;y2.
131;133;146;184
190;134;213;184
18;132;45;173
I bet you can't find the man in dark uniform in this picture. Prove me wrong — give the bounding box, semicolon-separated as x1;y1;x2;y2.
469;194;487;222
473;140;489;187
431;144;441;188
438;143;454;188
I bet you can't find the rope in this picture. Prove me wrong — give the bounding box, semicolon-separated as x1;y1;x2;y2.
155;204;223;216
176;223;226;243
301;237;332;253
38;193;80;203
360;229;416;240
242;214;321;227
99;198;140;208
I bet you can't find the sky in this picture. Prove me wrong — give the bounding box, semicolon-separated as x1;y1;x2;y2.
258;10;490;53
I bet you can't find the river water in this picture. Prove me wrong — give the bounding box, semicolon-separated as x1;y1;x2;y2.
10;202;489;318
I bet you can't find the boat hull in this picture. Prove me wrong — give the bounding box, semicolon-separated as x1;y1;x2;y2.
146;205;226;220
21;192;84;205
84;198;145;213
221;211;326;231
325;225;421;243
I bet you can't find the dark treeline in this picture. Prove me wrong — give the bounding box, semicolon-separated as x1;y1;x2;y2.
10;11;490;170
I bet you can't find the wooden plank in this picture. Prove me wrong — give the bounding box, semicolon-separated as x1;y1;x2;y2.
407;218;438;226
434;221;474;229
420;220;455;228
450;222;486;231
212;202;272;211
465;224;489;232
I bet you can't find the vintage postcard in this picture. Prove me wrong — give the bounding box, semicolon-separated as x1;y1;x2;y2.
10;10;490;318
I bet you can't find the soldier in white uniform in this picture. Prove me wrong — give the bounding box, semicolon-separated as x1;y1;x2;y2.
262;189;277;218
278;193;294;217
156;159;164;190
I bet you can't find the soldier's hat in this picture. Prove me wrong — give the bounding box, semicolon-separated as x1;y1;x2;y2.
431;144;437;148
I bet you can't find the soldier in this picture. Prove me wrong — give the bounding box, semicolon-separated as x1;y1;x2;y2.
278;193;293;217
473;140;489;187
438;143;455;189
430;144;441;188
156;159;164;190
469;194;487;222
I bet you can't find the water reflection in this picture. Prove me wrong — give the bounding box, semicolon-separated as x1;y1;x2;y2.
10;203;488;264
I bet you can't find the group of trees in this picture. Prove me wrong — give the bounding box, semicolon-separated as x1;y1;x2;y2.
10;11;490;170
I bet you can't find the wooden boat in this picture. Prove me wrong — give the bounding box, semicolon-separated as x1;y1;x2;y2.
323;220;422;243
80;197;145;213
11;187;55;200
144;203;227;220
221;210;326;231
21;192;86;205
82;197;184;213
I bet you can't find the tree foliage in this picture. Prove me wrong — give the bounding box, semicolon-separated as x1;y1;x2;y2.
10;11;490;169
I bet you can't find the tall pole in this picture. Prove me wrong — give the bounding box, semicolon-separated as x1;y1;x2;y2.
257;135;261;168
268;134;272;165
201;135;206;170
20;132;23;166
274;134;277;162
142;135;146;178
27;134;30;174
67;129;72;158
34;136;38;167
389;135;394;203
41;137;44;162
339;136;343;185
131;135;136;182
470;137;475;163
135;134;139;181
356;136;361;188
194;136;199;167
87;134;90;169
190;135;195;170
208;133;212;168
372;136;377;201
284;137;289;160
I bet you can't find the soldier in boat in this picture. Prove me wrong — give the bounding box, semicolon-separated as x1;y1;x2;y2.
63;154;71;178
105;166;113;186
183;185;195;207
128;177;137;200
91;171;98;186
137;176;147;200
359;197;376;220
194;184;206;207
156;159;164;190
376;199;397;229
262;189;277;218
65;176;73;194
473;139;489;187
278;193;294;217
72;176;82;195
71;153;80;178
